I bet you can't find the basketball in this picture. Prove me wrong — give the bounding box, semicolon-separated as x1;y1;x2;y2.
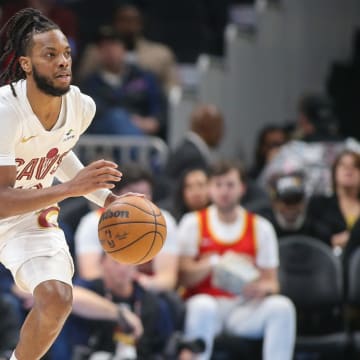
98;195;167;264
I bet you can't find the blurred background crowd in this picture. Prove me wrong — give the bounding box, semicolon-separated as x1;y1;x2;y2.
1;0;360;359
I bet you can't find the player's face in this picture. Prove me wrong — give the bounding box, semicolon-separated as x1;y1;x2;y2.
208;169;245;212
23;29;72;96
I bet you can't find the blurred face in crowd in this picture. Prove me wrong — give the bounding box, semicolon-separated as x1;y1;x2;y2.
273;197;306;230
97;39;126;73
102;254;135;291
209;169;245;213
113;6;142;50
334;152;360;193
183;169;209;211
260;129;287;163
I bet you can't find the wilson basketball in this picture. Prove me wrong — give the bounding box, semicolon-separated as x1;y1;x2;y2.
98;195;167;264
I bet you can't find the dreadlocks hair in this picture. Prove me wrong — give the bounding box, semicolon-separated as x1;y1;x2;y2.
0;8;59;97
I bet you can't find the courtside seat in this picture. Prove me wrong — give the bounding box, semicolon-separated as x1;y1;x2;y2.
279;235;350;358
212;334;262;360
346;247;360;357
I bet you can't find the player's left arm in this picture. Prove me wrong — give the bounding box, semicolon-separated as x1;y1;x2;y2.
56;150;115;207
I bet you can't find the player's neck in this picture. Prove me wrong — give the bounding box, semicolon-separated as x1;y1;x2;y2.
26;80;62;130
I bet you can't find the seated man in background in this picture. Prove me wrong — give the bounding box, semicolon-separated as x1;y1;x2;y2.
76;3;179;93
260;172;333;244
81;27;166;138
63;254;171;359
165;104;224;180
0;295;19;360
177;160;296;360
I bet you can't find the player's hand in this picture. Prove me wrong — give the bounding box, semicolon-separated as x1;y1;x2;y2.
104;192;145;208
68;160;122;197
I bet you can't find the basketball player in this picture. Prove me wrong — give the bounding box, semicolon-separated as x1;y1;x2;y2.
177;160;296;360
0;8;133;360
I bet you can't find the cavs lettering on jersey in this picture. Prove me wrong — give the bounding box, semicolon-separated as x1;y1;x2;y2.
0;79;95;191
0;79;95;230
185;207;257;298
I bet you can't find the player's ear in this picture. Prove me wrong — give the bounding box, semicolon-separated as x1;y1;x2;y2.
19;56;32;74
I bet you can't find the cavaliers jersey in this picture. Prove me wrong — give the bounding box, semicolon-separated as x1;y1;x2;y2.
0;80;95;187
0;79;95;234
185;207;258;298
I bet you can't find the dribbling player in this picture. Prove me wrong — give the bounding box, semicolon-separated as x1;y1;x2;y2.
0;8;130;360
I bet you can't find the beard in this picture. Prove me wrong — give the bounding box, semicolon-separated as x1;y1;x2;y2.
33;65;71;97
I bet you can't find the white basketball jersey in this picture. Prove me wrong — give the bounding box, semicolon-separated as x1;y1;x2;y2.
0;80;95;237
0;79;95;190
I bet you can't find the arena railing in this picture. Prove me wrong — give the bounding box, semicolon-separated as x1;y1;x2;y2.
74;134;169;172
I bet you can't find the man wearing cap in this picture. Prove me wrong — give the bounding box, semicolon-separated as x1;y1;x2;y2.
260;172;333;244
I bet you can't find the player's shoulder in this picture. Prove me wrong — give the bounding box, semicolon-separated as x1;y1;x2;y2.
66;85;96;114
0;83;12;99
0;82;19;106
67;84;86;100
0;82;25;119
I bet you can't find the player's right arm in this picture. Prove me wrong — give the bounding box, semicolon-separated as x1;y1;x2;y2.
0;159;121;218
0;99;121;218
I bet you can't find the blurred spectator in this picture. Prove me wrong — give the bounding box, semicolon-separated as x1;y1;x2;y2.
165;104;224;180
342;216;360;291
81;26;166;138
295;93;343;142
248;124;288;181
240;163;272;214
308;150;360;253
260;172;333;244
77;3;179;93
0;0;79;56
75;163;179;292
0;296;19;360
142;0;228;62
163;167;210;222
177;160;296;360
66;254;173;359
